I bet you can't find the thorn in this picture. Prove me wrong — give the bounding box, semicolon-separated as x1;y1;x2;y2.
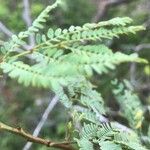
47;141;51;147
16;126;22;131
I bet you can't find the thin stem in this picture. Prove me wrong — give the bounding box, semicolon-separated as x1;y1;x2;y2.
22;0;35;47
23;96;59;150
13;50;32;58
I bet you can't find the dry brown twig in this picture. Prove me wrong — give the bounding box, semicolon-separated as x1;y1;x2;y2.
0;122;75;150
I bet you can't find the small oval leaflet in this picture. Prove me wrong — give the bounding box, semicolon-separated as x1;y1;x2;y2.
69;26;75;32
47;28;54;39
55;28;62;36
36;33;42;44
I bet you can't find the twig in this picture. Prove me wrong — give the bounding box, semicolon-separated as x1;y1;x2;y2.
92;0;130;22
93;106;132;132
0;21;31;50
0;21;13;37
74;105;132;133
22;0;35;47
134;43;150;52
92;0;108;22
130;43;150;84
130;62;136;84
0;121;74;150
23;96;59;150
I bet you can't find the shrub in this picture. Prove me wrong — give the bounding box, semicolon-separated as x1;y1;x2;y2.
0;0;149;150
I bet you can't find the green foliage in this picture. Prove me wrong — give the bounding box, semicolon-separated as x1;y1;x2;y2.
76;123;146;150
0;1;149;150
112;79;144;129
0;16;146;90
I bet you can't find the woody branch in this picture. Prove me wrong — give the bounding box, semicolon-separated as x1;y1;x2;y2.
0;122;75;150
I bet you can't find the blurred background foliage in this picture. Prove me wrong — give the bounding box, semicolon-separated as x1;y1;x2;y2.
0;0;149;149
